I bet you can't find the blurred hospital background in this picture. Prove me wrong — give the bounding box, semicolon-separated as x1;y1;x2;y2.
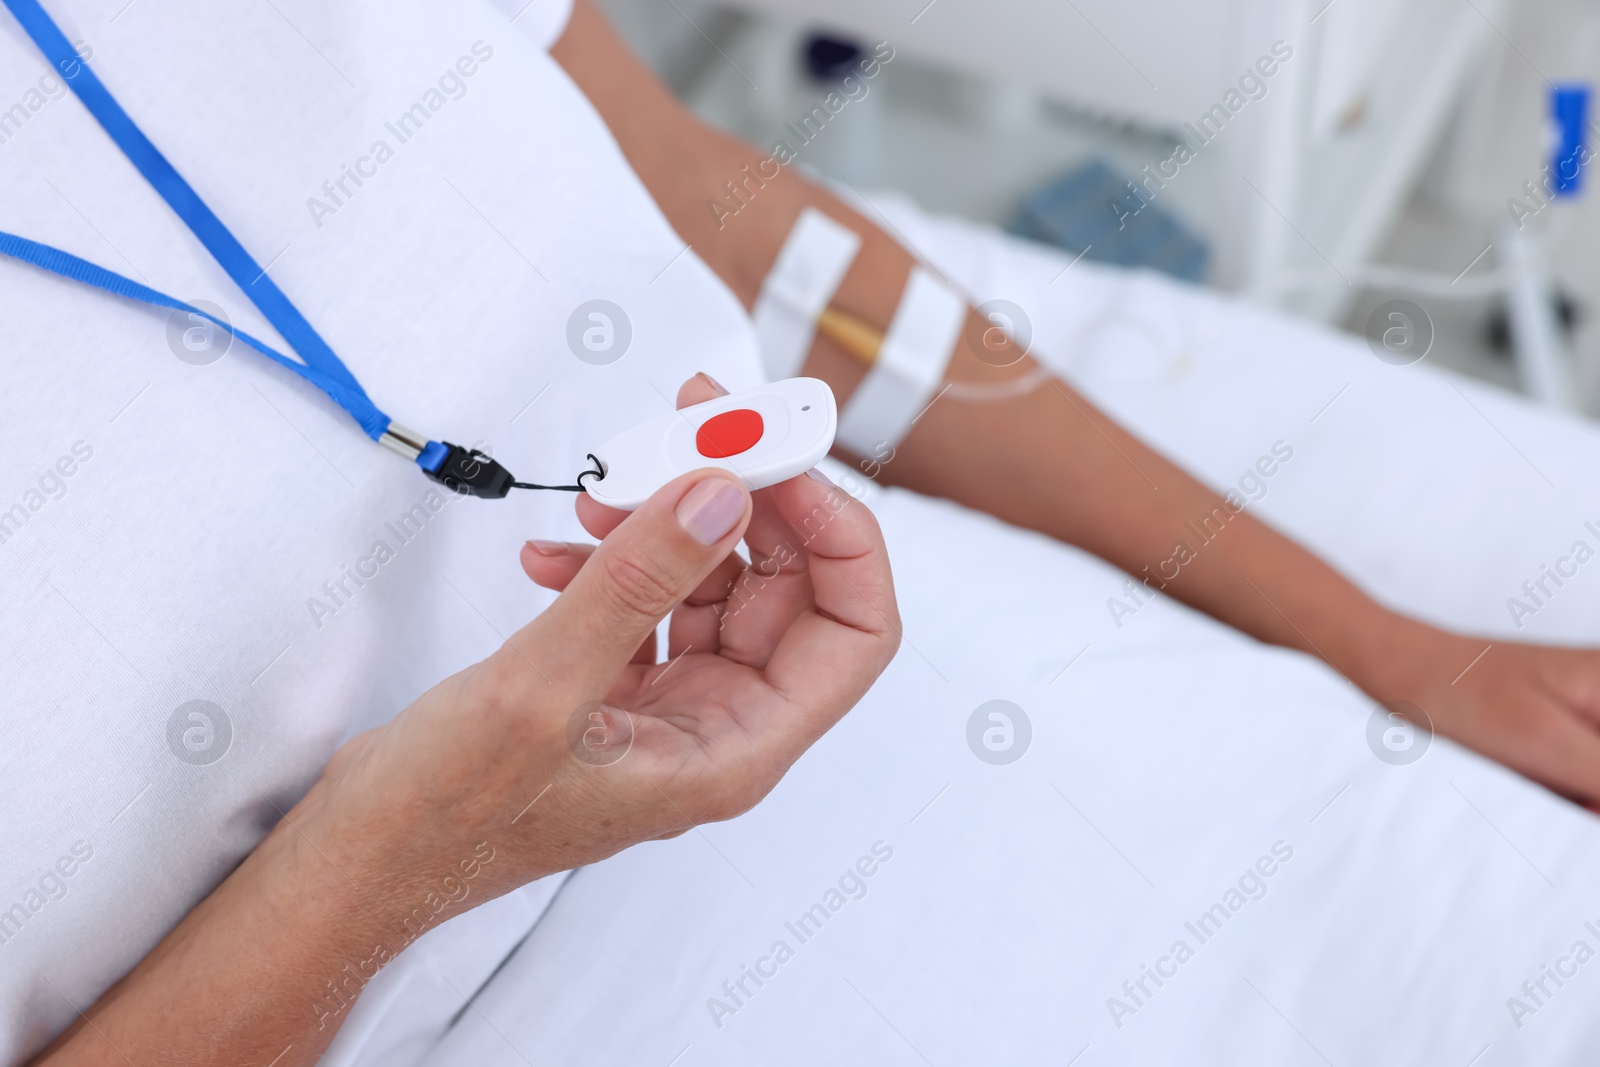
598;0;1600;413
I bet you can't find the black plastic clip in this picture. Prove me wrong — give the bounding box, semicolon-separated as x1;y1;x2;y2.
422;442;517;499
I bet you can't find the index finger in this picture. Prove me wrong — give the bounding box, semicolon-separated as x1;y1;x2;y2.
757;469;900;739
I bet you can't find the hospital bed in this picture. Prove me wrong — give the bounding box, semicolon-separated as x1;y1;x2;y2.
330;195;1600;1066
678;0;1507;323
628;0;1590;412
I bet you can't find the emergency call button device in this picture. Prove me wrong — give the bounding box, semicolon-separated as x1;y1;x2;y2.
584;377;837;510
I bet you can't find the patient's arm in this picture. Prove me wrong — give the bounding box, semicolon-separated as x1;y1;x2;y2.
554;1;1600;808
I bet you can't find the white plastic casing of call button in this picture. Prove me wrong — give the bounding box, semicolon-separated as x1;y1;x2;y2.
583;377;838;511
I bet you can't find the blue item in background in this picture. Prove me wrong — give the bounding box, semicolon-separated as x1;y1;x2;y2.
1549;84;1591;197
803;34;863;83
1008;159;1210;283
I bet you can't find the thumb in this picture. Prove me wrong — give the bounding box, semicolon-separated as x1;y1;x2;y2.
527;471;751;693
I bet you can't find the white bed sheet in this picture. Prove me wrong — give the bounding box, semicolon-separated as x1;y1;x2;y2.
414;196;1600;1067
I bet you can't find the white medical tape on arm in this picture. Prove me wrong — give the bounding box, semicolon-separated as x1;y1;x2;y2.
835;266;965;456
752;207;861;380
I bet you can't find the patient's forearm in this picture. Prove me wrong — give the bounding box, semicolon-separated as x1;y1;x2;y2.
819;330;1404;686
553;3;1407;689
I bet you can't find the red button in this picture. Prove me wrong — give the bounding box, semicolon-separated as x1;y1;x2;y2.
696;408;764;458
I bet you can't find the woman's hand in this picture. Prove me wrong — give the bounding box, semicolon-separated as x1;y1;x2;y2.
1361;617;1600;810
302;373;899;912
34;374;896;1067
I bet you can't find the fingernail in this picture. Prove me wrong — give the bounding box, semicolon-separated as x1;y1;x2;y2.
806;467;836;487
676;477;747;544
526;539;569;556
698;372;729;395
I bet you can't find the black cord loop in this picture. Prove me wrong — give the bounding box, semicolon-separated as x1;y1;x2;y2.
511;454;606;494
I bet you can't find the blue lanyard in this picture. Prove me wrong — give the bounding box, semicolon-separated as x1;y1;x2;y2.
0;0;584;498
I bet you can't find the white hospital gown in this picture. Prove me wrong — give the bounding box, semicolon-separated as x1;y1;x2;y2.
0;0;755;1061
